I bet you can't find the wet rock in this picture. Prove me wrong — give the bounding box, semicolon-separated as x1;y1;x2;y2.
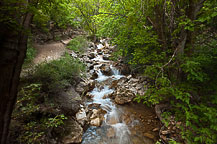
137;90;145;96
103;49;111;54
76;108;87;126
90;109;99;119
62;119;83;144
86;92;94;98
90;72;98;80
82;56;90;63
88;53;95;59
97;49;102;53
102;92;114;99
100;65;112;76
90;118;101;126
144;133;155;140
70;51;78;58
161;135;167;141
122;115;132;125
89;108;106;127
89;64;94;70
147;119;151;125
105;42;110;48
102;55;110;60
88;103;101;109
127;75;132;79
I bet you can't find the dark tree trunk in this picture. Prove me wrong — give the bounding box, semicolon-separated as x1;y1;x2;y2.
0;13;32;144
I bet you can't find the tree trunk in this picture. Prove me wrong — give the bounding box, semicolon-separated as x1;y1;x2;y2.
0;13;32;144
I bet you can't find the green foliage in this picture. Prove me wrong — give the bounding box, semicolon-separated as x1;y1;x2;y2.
14;84;41;119
13;84;68;144
32;0;80;31
45;114;68;128
67;36;88;53
32;54;86;92
93;0;217;143
23;37;36;67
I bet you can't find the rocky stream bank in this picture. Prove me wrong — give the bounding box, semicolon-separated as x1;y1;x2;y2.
59;38;165;144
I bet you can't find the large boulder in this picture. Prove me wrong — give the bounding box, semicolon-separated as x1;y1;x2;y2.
62;118;83;144
89;108;107;127
100;65;112;76
76;107;87;126
54;87;82;115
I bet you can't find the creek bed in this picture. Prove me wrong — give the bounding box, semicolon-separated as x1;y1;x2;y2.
82;42;160;144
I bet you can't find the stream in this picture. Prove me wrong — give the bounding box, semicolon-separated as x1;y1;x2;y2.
81;41;160;144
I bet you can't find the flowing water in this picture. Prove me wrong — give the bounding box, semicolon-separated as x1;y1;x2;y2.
82;43;160;144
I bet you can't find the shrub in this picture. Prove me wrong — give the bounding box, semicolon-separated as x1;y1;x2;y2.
32;54;86;92
66;36;88;54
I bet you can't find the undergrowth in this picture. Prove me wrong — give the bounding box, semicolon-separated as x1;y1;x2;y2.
11;53;86;143
11;84;68;144
66;36;88;54
134;39;217;143
32;53;86;92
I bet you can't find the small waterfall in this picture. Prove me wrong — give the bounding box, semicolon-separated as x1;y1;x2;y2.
110;65;120;75
90;86;114;107
96;70;109;82
83;67;131;144
110;65;124;79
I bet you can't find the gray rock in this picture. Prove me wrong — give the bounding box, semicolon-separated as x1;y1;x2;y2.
76;108;87;126
62;118;83;144
54;87;81;115
100;65;112;76
75;82;86;94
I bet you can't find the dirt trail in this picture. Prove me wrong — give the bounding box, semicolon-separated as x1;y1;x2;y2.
33;39;71;65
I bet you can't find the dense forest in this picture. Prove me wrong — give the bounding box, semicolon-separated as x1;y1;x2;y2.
0;0;217;144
